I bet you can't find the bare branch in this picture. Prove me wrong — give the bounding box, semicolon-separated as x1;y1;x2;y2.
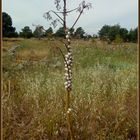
44;10;64;22
71;1;92;29
66;7;79;13
55;46;66;63
56;19;63;26
58;39;70;51
63;0;67;32
51;19;63;28
71;9;83;29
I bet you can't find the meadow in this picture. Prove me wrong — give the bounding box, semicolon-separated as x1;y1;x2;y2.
2;38;138;140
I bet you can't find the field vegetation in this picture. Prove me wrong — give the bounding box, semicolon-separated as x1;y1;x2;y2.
2;38;138;140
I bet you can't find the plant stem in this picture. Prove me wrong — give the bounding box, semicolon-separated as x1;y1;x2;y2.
65;32;74;140
66;90;74;140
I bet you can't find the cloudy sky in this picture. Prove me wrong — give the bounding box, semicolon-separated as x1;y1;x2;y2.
2;0;138;35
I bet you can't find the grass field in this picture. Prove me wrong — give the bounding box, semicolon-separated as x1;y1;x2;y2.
2;38;138;140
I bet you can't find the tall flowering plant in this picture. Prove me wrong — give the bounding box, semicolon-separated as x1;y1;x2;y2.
44;1;91;139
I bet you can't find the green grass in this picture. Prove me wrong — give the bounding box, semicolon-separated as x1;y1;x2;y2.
2;38;138;140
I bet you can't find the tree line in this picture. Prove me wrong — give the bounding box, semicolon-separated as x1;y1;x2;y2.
2;12;89;39
2;12;138;43
98;24;138;43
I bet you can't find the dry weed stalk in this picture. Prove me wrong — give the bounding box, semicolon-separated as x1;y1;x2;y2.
44;1;91;139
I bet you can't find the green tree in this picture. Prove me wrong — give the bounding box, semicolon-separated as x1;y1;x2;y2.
20;26;33;38
74;27;85;38
45;27;53;37
2;12;18;37
84;33;92;40
55;27;65;37
98;25;110;40
128;28;138;43
33;26;44;39
119;28;128;42
98;24;129;42
108;24;120;42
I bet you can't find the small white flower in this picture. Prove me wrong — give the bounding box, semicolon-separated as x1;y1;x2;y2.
66;35;69;39
67;80;71;84
69;69;72;73
64;82;68;85
68;52;72;56
68;65;71;69
65;73;69;76
67;60;72;65
69;59;72;63
65;85;68;89
67;45;71;49
66;77;69;80
65;64;67;67
68;108;72;112
67;108;72;113
68;31;70;35
65;67;68;71
65;54;68;58
67;84;71;87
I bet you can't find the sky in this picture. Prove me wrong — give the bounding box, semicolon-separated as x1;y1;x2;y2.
2;0;138;35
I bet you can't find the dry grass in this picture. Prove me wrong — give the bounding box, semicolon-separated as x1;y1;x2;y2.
2;38;138;140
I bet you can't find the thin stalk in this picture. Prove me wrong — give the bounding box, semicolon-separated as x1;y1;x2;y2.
55;46;67;64
63;0;66;32
71;9;83;29
66;91;74;140
63;1;74;139
8;80;10;98
57;39;70;51
65;37;74;140
50;10;64;22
